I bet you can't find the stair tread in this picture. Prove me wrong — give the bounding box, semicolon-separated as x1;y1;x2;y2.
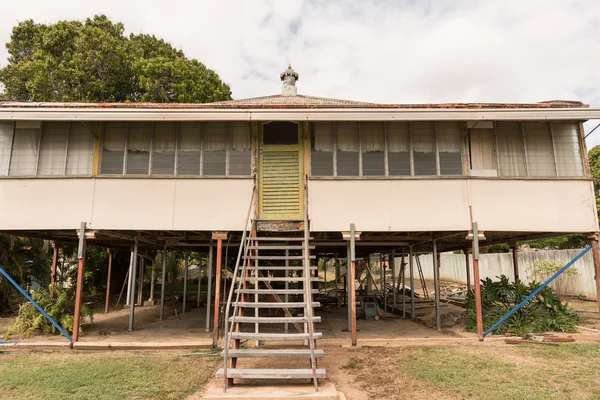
236;302;320;308
244;266;317;270
229;332;322;341
221;349;324;358
247;237;306;241
229;316;321;323
244;255;315;260
250;277;319;282
247;245;313;250
216;368;326;379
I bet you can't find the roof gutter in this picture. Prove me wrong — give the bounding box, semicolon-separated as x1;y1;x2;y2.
0;107;599;121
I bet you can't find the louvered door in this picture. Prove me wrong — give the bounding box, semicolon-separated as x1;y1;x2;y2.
258;122;303;220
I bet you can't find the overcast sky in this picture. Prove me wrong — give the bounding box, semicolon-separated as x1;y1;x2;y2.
1;0;600;146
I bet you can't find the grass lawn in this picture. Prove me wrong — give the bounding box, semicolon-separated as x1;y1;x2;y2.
338;343;600;400
0;349;220;400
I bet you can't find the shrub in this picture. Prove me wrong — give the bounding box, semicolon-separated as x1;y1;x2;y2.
4;283;93;339
466;275;577;335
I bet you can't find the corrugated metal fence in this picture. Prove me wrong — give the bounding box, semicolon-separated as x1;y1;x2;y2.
406;249;597;298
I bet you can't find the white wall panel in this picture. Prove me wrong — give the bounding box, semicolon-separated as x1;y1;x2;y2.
470;180;598;232
0;179;94;229
309;179;471;231
173;179;253;230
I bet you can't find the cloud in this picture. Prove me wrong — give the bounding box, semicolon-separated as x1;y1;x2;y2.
1;0;599;145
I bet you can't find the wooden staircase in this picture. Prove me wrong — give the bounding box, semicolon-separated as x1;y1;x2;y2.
217;219;325;391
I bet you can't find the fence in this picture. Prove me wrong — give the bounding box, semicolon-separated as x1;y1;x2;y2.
408;249;597;298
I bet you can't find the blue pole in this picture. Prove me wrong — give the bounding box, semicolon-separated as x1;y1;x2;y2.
483;245;591;338
0;266;73;343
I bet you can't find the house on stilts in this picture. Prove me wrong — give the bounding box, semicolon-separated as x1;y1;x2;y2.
1;66;599;391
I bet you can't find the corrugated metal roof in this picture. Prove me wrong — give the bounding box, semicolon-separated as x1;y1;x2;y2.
0;95;588;110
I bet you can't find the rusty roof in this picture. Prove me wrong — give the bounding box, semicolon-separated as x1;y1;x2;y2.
0;94;589;110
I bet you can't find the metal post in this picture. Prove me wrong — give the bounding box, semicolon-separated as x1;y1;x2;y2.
137;256;144;306
391;251;396;311
402;253;406;318
512;244;520;284
160;244;167;321
104;249;112;314
433;239;441;331
350;223;357;346
409;245;415;320
183;253;189;314
72;222;87;343
206;240;214;332
197;253;203;308
465;248;471;293
50;242;58;297
125;250;133;306
129;236;139;332
285;248;289;333
347;241;351;332
472;223;484;341
149;259;155;303
335;256;340;308
589;236;600;314
213;238;223;334
382;254;386;311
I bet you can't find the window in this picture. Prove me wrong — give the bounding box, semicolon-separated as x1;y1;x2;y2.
99;121;252;177
311;123;334;176
387;122;411;176
126;123;152;175
38;122;70;176
229;122;251;176
203;122;227;175
336;122;359;176
469;128;497;171
177;123;201;175
361;122;385;176
523;121;555;177
496;122;527;177
152;122;176;175
437;122;463;175
0;122;14;176
66;123;94;175
411;122;436;176
9;121;41;176
552;122;583;177
101;123;126;174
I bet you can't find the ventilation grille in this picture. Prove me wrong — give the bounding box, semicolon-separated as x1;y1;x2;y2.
260;150;301;219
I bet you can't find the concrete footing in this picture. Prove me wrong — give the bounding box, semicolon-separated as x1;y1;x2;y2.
201;381;342;400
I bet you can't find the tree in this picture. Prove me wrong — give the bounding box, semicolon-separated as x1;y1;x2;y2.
0;15;231;103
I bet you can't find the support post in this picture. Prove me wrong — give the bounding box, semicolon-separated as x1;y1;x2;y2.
511;244;520;284
149;259;155;303
588;233;600;314
409;245;415;320
50;242;58;298
346;241;351;332
160;244;167;321
183;253;189;314
433;239;441;331
125;249;133;306
129;236;139;332
197;253;203;308
350;223;357;347
335;256;340;308
104;249;113;314
401;253;406;318
72;222;87;343
206;240;214;332
213;233;226;335
464;248;471;293
391;251;396;311
472;223;484;341
137;256;144;306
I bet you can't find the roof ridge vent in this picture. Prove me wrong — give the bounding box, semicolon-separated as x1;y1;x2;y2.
280;65;299;96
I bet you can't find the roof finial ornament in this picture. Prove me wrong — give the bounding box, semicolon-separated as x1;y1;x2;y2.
280;64;299;96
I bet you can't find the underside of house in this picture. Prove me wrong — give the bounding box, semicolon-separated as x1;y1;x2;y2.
1;67;600;391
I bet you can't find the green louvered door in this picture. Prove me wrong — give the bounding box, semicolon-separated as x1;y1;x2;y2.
258;122;304;220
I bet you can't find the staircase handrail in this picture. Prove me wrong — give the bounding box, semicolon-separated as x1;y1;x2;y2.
222;184;255;389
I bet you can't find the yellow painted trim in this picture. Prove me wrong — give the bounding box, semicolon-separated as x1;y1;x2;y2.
91;122;102;176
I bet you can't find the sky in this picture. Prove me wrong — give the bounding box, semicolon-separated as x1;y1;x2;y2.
1;0;600;146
